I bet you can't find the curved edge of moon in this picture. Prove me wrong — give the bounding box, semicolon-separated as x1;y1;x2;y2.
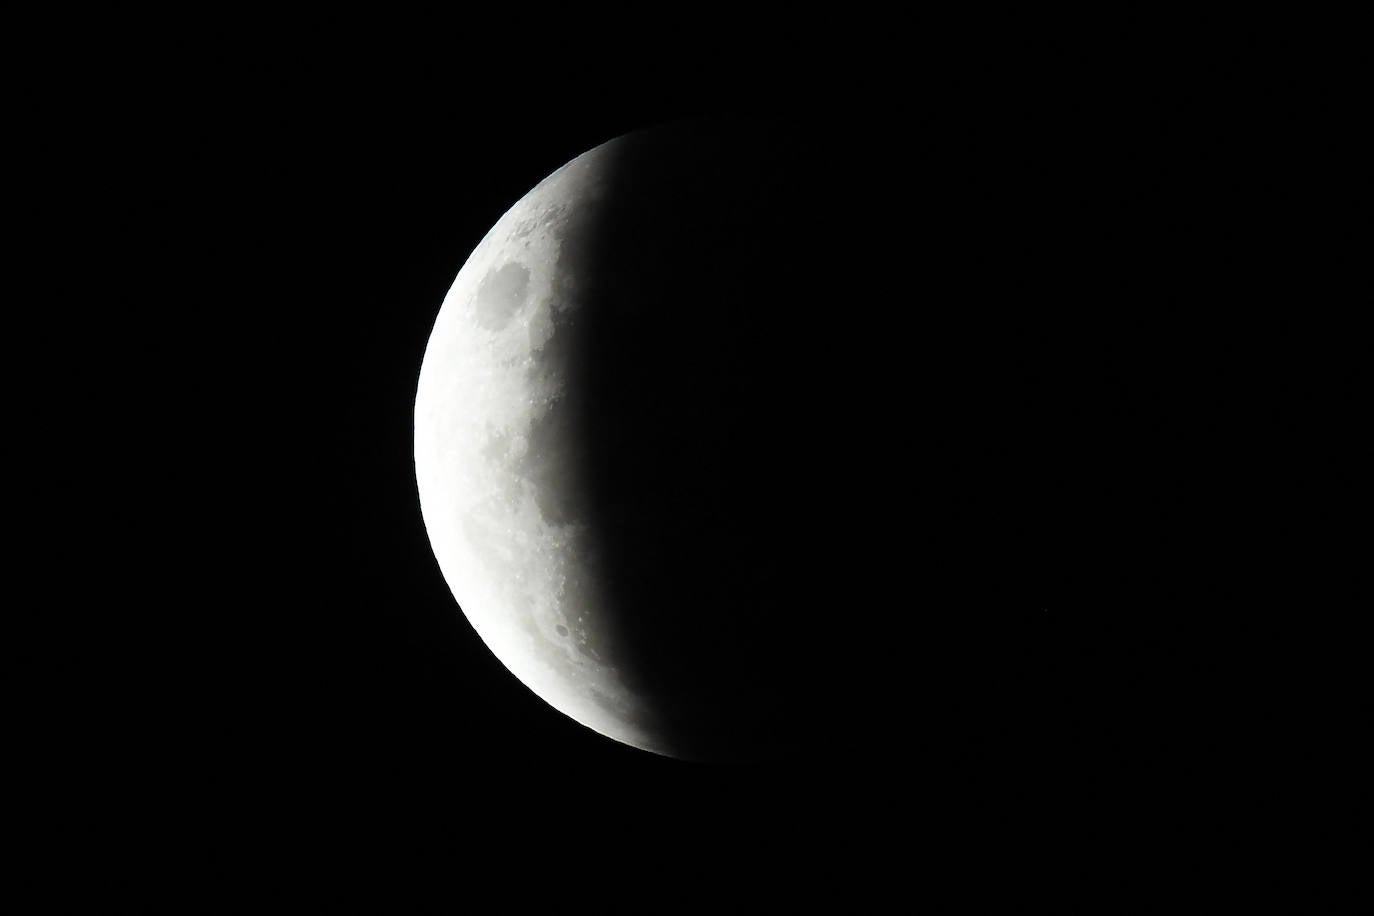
414;137;676;757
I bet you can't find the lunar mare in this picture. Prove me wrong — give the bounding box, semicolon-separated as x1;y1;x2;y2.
414;138;671;755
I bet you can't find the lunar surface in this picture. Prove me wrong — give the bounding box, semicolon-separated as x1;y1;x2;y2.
416;124;879;761
414;136;675;755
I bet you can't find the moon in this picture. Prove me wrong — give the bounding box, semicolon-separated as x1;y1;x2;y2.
416;123;866;761
413;114;1194;777
414;135;678;755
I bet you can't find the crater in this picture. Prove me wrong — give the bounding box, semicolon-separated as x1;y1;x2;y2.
474;262;531;331
555;624;569;637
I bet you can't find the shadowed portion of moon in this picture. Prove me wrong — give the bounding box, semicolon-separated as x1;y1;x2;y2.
552;124;846;760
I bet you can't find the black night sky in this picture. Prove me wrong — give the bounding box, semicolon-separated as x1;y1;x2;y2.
15;29;1343;904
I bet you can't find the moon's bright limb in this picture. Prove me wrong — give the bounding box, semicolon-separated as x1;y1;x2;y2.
414;137;674;756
